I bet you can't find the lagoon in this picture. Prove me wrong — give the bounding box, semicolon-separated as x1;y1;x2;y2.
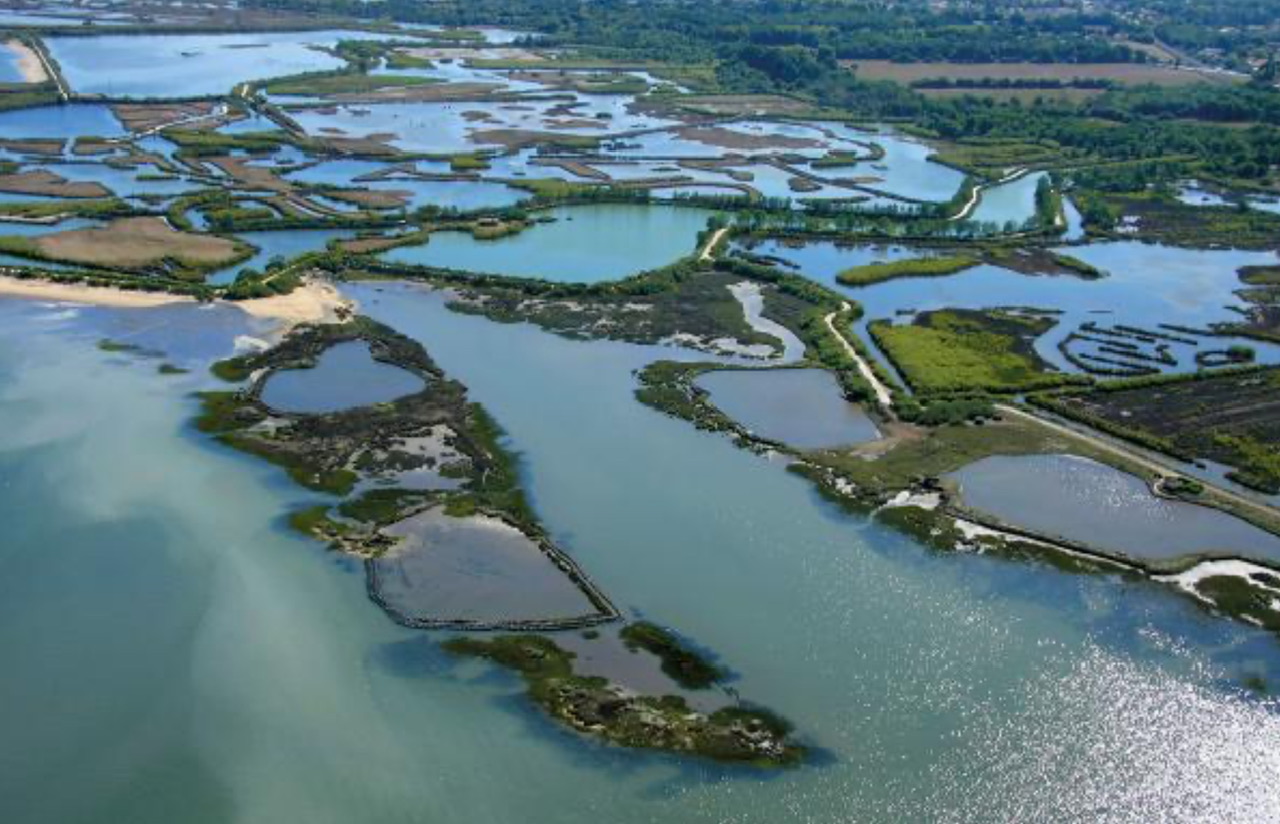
381;204;714;282
0;103;124;140
260;340;425;414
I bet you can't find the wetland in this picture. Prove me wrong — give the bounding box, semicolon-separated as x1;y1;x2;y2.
3;4;1280;820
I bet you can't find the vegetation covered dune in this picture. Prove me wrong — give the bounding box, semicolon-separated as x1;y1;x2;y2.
1;217;247;274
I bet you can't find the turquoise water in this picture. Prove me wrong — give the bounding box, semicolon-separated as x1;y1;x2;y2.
695;367;879;449
2;289;1280;821
381;205;715;282
853;130;967;203
950;454;1280;563
46;31;397;97
210;228;357;286
968;171;1046;229
260;340;425;414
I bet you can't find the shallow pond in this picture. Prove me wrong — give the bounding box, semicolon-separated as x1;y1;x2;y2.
42;162;197;197
286;161;527;211
0;103;124;140
1062;197;1085;240
259;340;425;414
847;129;967;203
381;204;715;282
696;367;878;449
372;508;598;624
729;280;806;361
950;453;1280;564
46;30;397;98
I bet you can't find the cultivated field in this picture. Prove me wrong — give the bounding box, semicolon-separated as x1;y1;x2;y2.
846;60;1239;88
1039;369;1280;492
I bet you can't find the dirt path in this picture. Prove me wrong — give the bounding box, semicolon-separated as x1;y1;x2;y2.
698;226;728;262
825;302;894;410
997;403;1280;523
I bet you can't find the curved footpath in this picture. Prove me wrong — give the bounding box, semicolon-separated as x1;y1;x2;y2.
825;302;894;409
698;226;729;261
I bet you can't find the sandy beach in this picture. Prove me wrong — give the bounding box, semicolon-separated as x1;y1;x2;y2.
232;279;355;327
4;39;50;84
0;275;354;328
0;275;194;308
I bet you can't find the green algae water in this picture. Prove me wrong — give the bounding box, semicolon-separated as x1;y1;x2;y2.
3;289;1280;823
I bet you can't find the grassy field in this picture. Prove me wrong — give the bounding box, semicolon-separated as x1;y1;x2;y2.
1240;265;1280;286
930;139;1078;175
846;60;1236;88
871;309;1086;395
263;73;439;96
836;254;978;286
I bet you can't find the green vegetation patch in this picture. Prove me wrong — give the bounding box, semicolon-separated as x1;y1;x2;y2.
620;621;727;689
1240;265;1280;287
836;254;979;286
1077;190;1280;249
1195;575;1280;633
444;634;804;766
264;73;438;96
871;309;1086;395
